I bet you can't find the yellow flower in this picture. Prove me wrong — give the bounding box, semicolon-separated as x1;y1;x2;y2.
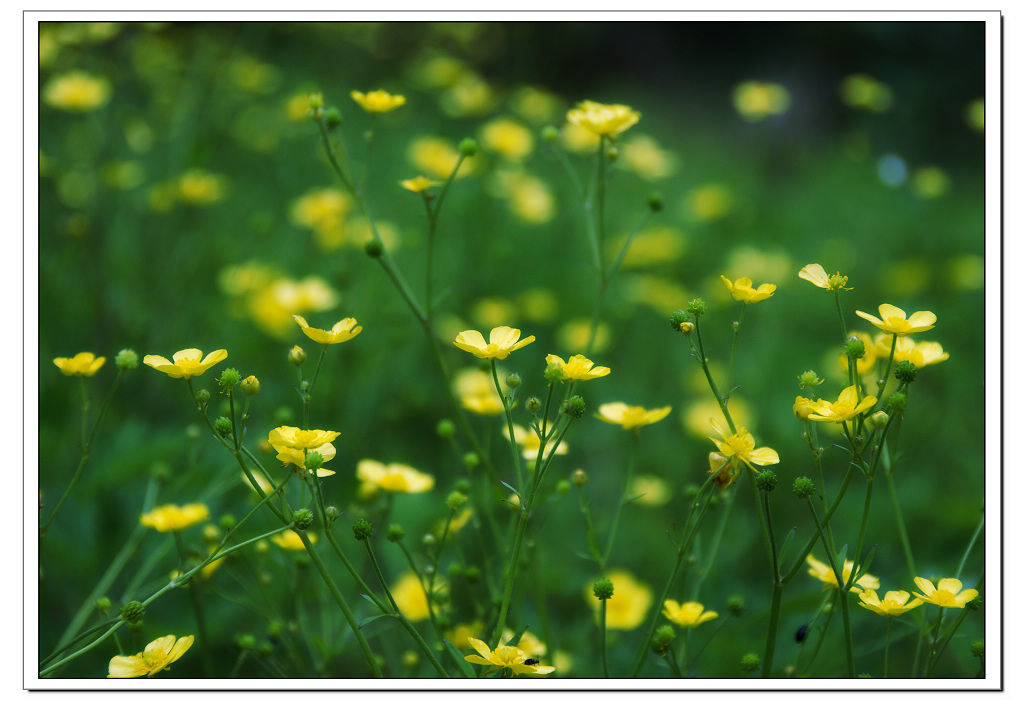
596;402;672;430
143;348;228;379
720;275;776;304
805;554;880;594
628;475;671;506
480;117;535;161
798;263;852;291
619;134;679;180
566;100;641;137
708;451;736;489
465;638;555;676
292;314;362;345
53;352;105;376
806;385;877;422
793;396;827;422
107;634;194;678
454;326;535;360
271;530;315;550
855;304;936;336
545;353;610;381
874;335;950;368
43;71;111;112
177;169;226;205
400;176;441;193
912;577;978;608
732;81;791;122
505;424;568;461
586;569;652;630
858;589;924;617
391;571;444;622
356;459;434;495
407;136;473;179
243;469;276;495
662;600;718;628
268;426;339;476
709;419;780;467
350;89;406;113
140;503;210;533
453;368;504;416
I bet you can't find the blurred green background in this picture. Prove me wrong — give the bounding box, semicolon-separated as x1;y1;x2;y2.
37;21;986;679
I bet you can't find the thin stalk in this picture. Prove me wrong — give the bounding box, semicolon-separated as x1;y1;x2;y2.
601;431;639;569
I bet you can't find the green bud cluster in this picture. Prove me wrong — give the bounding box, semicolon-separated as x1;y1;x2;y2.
895;360;917;383
352;518;373;541
651;625;676;656
669;309;691;332
845;337;866;360
304;450;324;470
214;416;233;437
458;138;478;156
506;373;522;389
241;375;260;395
868;411;889;430
436;419;456;438
364;237;384;258
544;363;564;382
218;368;241;391
526;396;542;412
647;192;664;212
965;596;983;611
194;388;211;405
798;370;823;389
726;596;745;616
571;469;588;486
115;348;139;370
793;476;816;499
687;298;707;317
755;469;777;492
887;391;908;412
971;639;984;658
564;395;586;419
292;508;314;531
592;577;615;601
386;523;406;542
541;125;559;143
740;653;761;673
446;491;467;511
119;600;146;625
288;346;306;366
324;107;342;129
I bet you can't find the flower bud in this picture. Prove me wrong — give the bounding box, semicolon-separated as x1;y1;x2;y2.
541;125;559;142
526;396;542;412
402;650;420;669
365;237;383;258
446;491;467;511
755;469;777;492
555;480;571;495
505;373;522;389
740;653;761;673
651;625;676;656
352;518;373;541
292;508;314;530
241;375;260;395
606;145;619;162
115;349;139;370
386;523;405;542
324;107;342;129
437;419;456;439
887;391;908;412
971;640;984;658
325;506;340;521
868;411;889;430
218;368;241;391
308;93;324;110
220;513;237;530
793;476;816;499
214;416;233;437
726;596;745;616
94;596;112;614
895;360;917;384
543;363;564;382
455;478;471;494
669;309;691;332
798;370;824;389
288;345;306;366
458;138;478;156
304;450;324;471
564;395;586;419
119;600;145;625
464;565;481;584
462;452;480;470
647;192;663;212
687;298;707;317
844;337;866;360
235;634;256;650
592;577;615;601
421;533;437;549
194;388;211;405
571;468;588;487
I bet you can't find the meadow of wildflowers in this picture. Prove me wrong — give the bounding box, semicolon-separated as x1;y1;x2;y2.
34;19;994;685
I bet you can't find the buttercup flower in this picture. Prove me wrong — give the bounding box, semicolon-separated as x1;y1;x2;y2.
709;419;780;467
453;368;505;416
268;426;339;477
708;451;736;488
805;554;880;594
144;348;228;379
858;589;924;617
465;638;555;676
855;304;937;336
545;353;610;381
271;529;316;550
874;335;950;368
720;275;776;304
798;263;852;291
663;600;719;628
357;459;434;495
350;89;406;113
293;315;362;345
596;402;672;430
391;571;446;622
53;352;106;376
912;577;978;608
454;326;535;360
585;569;652;630
140;504;210;533
108;634;194;678
793;396;827;421
400;176;441;193
43;71;112;112
567;100;641;137
505;424;568;461
806;385;877;422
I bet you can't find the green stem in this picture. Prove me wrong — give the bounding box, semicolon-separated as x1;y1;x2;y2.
601;430;639;568
600;598;609;678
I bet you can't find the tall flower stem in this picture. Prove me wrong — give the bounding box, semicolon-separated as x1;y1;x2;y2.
601;431;639;569
804;498;855;677
599;598;610;678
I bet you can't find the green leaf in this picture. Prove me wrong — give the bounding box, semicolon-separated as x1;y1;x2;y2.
444;639;477;679
777;527;797;570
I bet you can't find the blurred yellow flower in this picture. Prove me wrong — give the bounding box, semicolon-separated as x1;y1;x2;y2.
247;276;340;338
453;368;504;416
465;638;555;676
141;503;209;533
53;352;105;376
628;475;671;506
290;188;351;237
709;419;779;467
619;134;679;180
840;331;878;375
439;73;495;117
856;304;936;336
292;314;362;345
965;98;984;132
858;589;923;617
508;85;561;123
517;288;560;323
391;571;438;622
586;569;652;630
506;424;568;461
911;166;951;199
732;81;791;121
143;348;227;379
839;74;893;112
506;173;555;224
557;319;610;354
450;622;485;649
454;327;535;360
805;554;879;594
177;169;227;205
480;117;534;161
596;402;671;430
687;184;731;221
350;89;406;113
501;628;547;657
721;275;776;304
108;634;194;678
43;71;111;112
545;353;610;382
609;227;686;269
912;577;978;608
567;100;641;137
806;385;877;423
242;469;276;495
357;459;434;495
400;176;441;193
272;529;315;550
408;136;473;179
470;298;519;329
683;396;755;438
663;600;718;628
620;274;689;313
874;335;949;368
560;121;600;152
